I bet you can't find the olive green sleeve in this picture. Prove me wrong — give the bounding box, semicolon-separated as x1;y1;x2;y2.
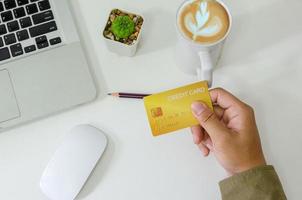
219;165;287;200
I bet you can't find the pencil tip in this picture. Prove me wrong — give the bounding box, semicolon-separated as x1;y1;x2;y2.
108;93;119;97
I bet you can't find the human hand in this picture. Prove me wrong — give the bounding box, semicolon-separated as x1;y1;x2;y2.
190;88;266;175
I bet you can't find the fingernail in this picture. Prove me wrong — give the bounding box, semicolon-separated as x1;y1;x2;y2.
191;102;206;116
193;133;199;144
201;147;208;157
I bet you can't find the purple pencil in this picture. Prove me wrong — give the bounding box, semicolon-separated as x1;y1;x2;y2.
108;92;151;99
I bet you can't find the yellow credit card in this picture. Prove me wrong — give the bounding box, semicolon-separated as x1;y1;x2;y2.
143;81;213;136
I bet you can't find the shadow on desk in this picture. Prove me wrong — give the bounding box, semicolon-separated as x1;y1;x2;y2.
77;126;117;199
136;7;177;56
220;0;302;67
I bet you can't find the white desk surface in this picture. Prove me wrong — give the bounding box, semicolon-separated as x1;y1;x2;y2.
0;0;301;199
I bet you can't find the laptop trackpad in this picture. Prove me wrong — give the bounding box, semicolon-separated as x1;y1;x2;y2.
0;70;20;123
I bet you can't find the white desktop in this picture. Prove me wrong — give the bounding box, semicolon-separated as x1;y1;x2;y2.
0;0;301;199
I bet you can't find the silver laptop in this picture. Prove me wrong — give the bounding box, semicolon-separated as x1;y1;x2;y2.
0;0;97;131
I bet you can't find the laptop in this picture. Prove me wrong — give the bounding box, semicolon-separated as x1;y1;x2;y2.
0;0;97;132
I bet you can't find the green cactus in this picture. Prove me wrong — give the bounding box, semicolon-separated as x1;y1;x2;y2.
111;16;135;39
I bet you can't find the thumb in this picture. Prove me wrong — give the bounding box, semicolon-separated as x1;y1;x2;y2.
191;102;229;141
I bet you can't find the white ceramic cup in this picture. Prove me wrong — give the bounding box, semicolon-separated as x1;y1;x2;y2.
175;0;232;87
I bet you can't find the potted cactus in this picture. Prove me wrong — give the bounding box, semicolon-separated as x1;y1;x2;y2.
103;9;144;56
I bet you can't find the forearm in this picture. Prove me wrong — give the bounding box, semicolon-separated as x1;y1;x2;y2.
219;165;287;200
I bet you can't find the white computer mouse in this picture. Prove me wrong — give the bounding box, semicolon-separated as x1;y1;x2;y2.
40;125;108;200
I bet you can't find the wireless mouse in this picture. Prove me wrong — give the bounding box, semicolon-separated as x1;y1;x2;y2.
40;125;108;200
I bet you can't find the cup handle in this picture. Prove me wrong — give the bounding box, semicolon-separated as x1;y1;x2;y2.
197;50;213;87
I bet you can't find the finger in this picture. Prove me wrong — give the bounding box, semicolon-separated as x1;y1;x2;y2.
213;105;224;120
214;105;231;124
191;102;229;141
200;131;213;150
198;143;210;156
191;125;204;144
203;135;213;150
210;88;246;124
210;88;245;110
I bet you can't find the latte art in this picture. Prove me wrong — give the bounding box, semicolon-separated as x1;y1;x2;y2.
178;0;230;44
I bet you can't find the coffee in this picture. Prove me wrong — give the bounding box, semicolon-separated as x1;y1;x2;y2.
177;0;230;44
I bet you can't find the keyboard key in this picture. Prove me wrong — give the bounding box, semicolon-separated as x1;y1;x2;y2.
36;35;49;49
20;17;32;28
4;0;17;10
35;35;46;43
38;0;50;11
0;25;7;35
13;7;26;18
30;0;39;2
37;41;48;49
50;37;61;45
0;47;11;61
32;10;53;25
26;3;38;14
1;11;14;22
17;0;29;6
29;21;57;37
0;37;4;47
0;2;4;12
16;29;29;41
10;43;23;57
24;44;36;53
4;33;16;45
7;20;20;32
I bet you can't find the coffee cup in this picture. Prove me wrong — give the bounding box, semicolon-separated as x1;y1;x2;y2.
175;0;232;87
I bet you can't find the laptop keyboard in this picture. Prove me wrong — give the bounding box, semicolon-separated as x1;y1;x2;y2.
0;0;62;62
